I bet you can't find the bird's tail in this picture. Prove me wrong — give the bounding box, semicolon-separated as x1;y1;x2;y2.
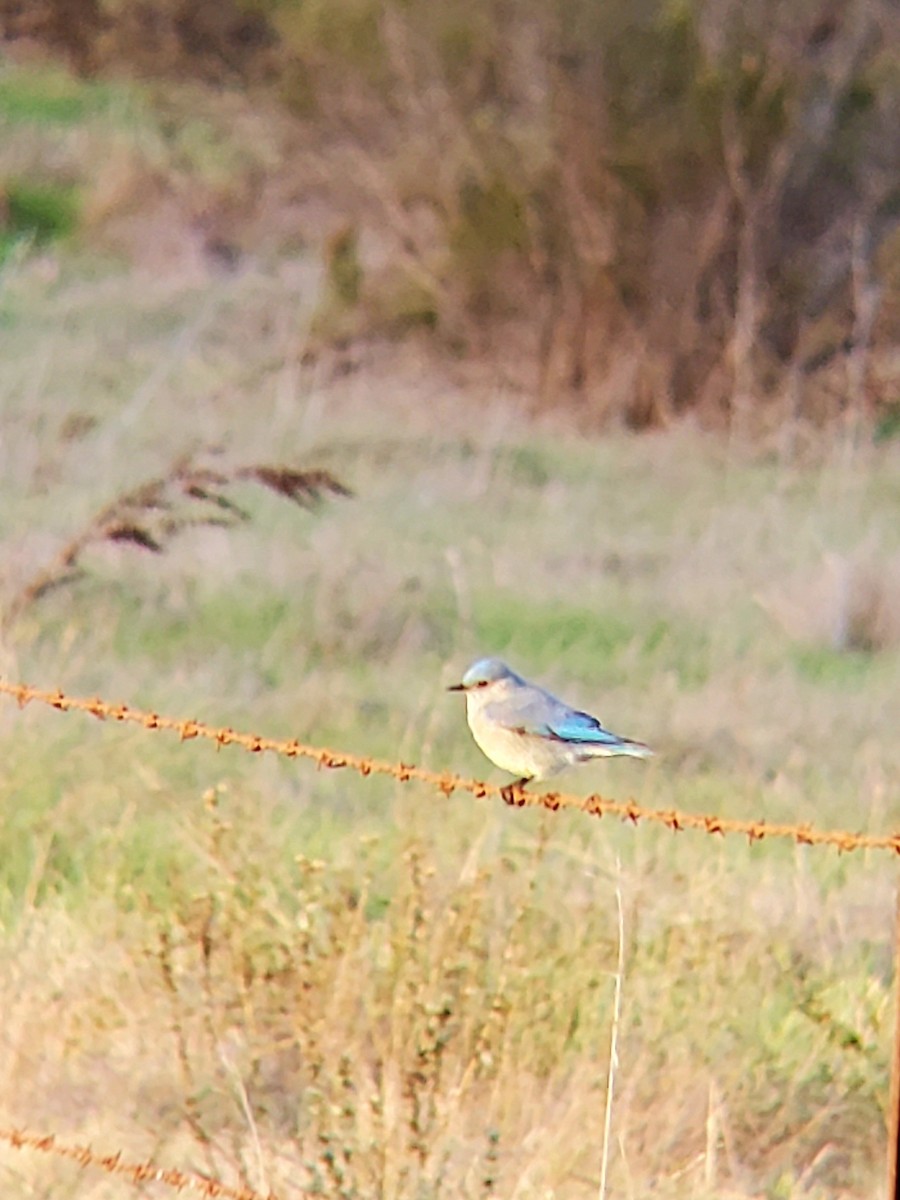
583;737;653;761
620;738;653;759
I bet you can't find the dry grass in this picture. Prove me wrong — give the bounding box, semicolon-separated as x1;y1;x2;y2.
758;546;900;654
1;451;350;631
0;237;899;1198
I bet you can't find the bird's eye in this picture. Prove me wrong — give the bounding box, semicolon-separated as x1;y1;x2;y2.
476;680;489;688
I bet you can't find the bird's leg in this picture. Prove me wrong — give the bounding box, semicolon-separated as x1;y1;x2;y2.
501;777;532;807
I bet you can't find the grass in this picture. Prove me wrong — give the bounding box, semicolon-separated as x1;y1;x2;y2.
1;197;900;1198
0;63;122;126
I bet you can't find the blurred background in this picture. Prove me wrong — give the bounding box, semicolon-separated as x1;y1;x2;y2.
1;0;898;430
1;3;899;1198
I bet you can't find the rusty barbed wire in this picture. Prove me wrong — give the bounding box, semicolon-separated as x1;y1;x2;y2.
1;679;898;856
0;1127;273;1200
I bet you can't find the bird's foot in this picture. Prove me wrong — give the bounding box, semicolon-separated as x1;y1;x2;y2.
501;779;531;807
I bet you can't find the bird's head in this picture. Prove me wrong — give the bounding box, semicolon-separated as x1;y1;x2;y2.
447;657;519;698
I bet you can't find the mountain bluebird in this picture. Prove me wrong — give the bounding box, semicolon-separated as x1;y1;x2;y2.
448;657;651;800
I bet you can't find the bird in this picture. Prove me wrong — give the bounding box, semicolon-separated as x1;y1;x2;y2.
448;657;651;803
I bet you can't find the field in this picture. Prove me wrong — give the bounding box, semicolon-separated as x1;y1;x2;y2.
2;70;900;1200
1;249;899;1200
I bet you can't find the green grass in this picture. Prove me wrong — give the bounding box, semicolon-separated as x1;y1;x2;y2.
5;177;80;243
0;238;899;1198
0;64;132;262
0;65;120;126
0;61;274;279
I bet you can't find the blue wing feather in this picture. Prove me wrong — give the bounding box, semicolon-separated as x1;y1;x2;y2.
488;687;632;746
547;709;626;746
484;681;650;757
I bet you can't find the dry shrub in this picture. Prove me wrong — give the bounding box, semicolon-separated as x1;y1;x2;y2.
1;451;351;632
0;0;106;72
6;0;900;430
265;0;900;429
757;547;900;653
139;811;620;1198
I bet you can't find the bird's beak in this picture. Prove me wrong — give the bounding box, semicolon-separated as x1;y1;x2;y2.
447;683;466;692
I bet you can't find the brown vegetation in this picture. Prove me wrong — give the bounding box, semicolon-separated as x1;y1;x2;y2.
1;451;350;630
2;0;898;427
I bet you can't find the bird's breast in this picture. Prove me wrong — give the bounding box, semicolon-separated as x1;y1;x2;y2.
466;706;570;779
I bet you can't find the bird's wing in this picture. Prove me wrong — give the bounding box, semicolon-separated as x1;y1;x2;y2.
487;685;612;742
544;708;631;747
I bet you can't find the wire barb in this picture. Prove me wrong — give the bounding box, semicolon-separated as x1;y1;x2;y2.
0;1128;273;1200
1;679;899;856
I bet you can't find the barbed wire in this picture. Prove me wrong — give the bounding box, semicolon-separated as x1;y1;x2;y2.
0;1127;272;1200
1;678;898;856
